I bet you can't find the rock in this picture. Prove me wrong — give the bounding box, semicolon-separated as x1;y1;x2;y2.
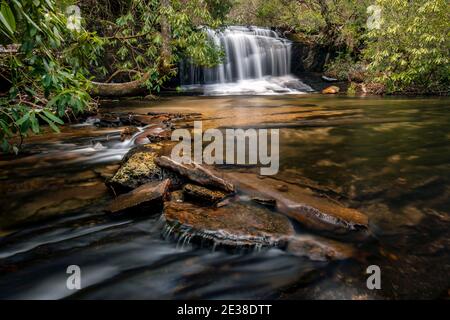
134;125;172;145
251;197;276;208
120;127;140;141
183;184;228;204
276;184;289;192
107;150;162;193
322;86;340;94
170;190;184;203
155;156;235;193
322;75;338;82
0;182;109;229
106;179;170;214
95;112;174;128
285;235;355;261
163;201;294;248
223;172;370;240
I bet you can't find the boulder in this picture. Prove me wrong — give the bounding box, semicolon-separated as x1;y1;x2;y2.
107;150;162;193
106;179;170;214
322;86;340;94
163;201;294;248
155;156;235;193
183;184;228;204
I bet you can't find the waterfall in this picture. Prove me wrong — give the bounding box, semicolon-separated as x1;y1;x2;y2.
180;26;313;95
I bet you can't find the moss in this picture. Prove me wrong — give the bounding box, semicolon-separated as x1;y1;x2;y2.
108;151;162;191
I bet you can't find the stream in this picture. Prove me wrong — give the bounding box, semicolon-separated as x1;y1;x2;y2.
0;94;449;299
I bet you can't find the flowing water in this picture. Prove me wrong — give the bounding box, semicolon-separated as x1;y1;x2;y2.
180;26;313;95
0;95;449;299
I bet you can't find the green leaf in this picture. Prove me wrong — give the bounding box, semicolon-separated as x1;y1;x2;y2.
30;112;39;134
11;0;42;32
0;2;16;35
38;114;60;133
1;138;9;152
0;119;12;136
42;110;64;125
16;113;30;126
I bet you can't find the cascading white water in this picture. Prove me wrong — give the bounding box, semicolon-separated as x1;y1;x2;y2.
180;26;313;95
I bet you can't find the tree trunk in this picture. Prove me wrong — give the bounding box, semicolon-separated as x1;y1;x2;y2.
90;72;150;97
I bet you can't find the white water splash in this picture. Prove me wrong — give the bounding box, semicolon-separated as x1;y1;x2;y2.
180;26;313;95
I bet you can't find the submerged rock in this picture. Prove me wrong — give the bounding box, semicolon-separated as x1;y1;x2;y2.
322;86;340;94
120;126;140;141
107;150;162;193
155;156;235;193
285;235;356;261
163;201;294;248
251;197;277;208
183;184;228;204
106;179;170;214
96;112;170;127
134;125;172;145
224;172;370;240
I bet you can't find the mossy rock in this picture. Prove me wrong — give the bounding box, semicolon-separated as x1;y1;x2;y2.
107;150;162;193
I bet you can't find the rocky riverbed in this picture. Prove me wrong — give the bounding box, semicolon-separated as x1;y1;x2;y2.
0;95;448;299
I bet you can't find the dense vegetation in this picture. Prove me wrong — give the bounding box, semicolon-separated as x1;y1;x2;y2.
0;0;448;152
229;0;449;94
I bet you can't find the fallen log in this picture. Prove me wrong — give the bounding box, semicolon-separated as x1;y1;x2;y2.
155;156;235;193
90;72;150;97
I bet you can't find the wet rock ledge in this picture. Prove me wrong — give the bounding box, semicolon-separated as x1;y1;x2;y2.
163;201;294;248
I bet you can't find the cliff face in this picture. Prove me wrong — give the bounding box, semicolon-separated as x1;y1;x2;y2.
290;40;335;74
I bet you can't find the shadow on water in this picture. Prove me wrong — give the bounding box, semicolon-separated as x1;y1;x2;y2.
0;95;449;299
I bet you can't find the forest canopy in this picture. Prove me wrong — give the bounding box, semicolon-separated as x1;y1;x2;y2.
0;0;449;152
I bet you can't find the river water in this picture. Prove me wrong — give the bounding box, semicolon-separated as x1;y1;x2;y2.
0;94;448;299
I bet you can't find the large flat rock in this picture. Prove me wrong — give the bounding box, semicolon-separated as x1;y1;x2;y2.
163;201;294;248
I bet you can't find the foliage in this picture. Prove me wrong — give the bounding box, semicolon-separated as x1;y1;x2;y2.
229;0;449;94
364;0;449;94
325;53;366;82
0;0;102;153
1;0;448;154
81;0;227;93
228;0;370;51
0;0;229;153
